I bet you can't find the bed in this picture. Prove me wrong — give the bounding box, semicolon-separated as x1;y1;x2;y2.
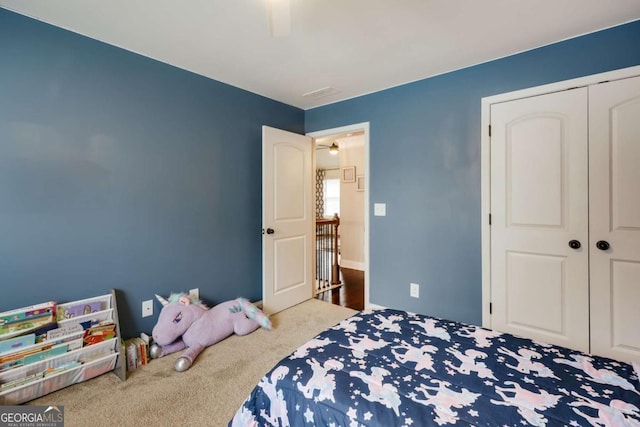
230;308;640;426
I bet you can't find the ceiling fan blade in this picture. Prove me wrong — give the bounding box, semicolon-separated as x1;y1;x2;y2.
265;0;291;38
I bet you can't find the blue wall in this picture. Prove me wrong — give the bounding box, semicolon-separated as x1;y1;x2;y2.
2;6;639;337
306;20;640;325
0;9;303;338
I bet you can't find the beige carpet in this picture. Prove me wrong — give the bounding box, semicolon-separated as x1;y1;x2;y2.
28;299;357;427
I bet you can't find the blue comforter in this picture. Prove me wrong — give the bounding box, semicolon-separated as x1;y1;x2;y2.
230;309;640;426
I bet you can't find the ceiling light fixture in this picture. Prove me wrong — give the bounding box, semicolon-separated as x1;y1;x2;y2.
329;142;339;155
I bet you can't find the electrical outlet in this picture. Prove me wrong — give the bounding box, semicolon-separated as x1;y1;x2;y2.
142;300;153;318
410;283;420;298
189;288;199;299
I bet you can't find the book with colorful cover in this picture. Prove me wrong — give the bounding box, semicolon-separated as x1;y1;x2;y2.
57;301;102;321
0;358;24;372
22;344;68;366
32;322;59;343
0;302;56;341
0;343;53;365
133;337;148;365
83;323;116;346
0;334;35;354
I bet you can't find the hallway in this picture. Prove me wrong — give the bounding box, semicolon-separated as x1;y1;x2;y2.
315;267;364;311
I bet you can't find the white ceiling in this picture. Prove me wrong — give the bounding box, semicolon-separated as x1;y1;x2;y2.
2;1;640;109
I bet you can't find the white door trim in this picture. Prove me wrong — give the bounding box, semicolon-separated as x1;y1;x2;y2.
307;122;371;308
481;64;640;328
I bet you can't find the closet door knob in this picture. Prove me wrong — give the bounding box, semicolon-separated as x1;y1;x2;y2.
262;228;275;235
568;240;581;250
596;240;610;251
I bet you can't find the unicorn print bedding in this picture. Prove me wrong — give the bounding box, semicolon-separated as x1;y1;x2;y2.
229;308;640;426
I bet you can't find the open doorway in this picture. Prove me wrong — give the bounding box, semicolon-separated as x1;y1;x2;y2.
308;123;369;311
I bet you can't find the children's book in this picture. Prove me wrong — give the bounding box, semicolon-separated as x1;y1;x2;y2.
0;334;35;354
43;360;82;377
0;358;24;372
0;302;56;340
57;301;102;320
32;322;59;343
46;324;84;341
22;344;68;366
83;323;116;346
0;343;51;365
0;371;44;390
125;339;138;371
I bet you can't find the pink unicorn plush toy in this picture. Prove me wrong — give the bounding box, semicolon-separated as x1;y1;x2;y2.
150;293;271;372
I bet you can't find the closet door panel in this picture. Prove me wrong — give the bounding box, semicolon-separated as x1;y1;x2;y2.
611;100;640;229
611;261;640;352
589;75;640;363
490;88;589;352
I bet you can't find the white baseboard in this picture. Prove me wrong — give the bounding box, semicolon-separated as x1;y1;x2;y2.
340;259;364;271
366;303;387;311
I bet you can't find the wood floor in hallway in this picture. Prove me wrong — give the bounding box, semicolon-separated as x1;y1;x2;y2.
314;267;364;311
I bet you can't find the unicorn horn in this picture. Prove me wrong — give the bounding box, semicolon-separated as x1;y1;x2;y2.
155;294;169;307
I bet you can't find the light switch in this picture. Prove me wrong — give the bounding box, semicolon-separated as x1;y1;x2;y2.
374;203;386;216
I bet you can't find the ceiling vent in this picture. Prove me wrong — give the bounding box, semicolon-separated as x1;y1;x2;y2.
302;86;341;99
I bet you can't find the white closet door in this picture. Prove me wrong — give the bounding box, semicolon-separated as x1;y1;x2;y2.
589;76;640;363
490;88;590;352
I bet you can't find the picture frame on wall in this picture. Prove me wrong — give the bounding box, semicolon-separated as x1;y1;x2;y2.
356;175;365;192
341;166;356;183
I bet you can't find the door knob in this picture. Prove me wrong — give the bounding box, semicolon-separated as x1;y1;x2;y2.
568;240;581;250
596;240;610;251
263;228;275;235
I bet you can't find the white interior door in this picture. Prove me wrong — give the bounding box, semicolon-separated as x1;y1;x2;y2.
490;88;590;352
262;126;313;314
589;76;640;363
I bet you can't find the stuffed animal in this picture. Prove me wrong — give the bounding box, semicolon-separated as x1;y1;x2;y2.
149;293;271;372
